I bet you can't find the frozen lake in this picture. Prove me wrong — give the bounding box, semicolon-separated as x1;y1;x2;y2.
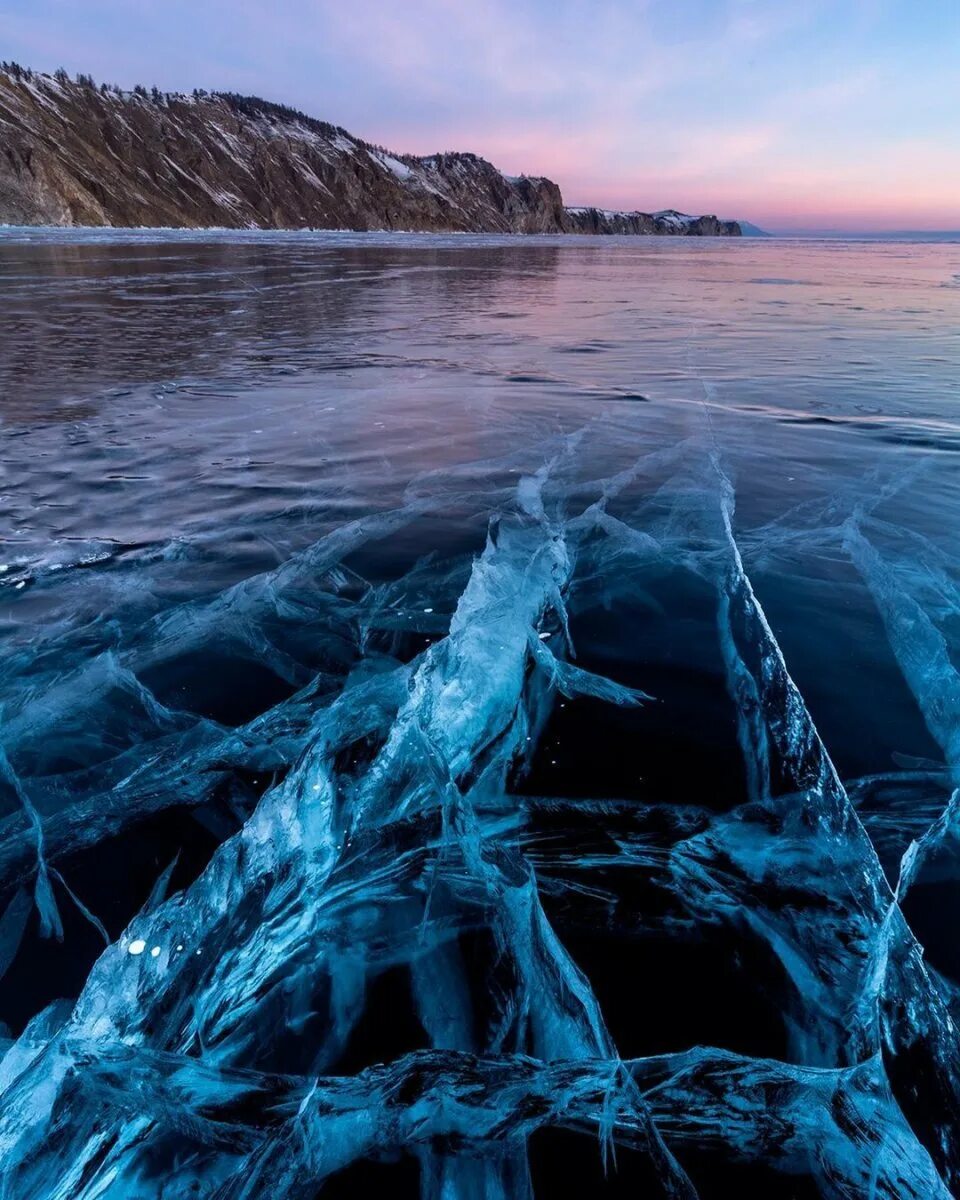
1;229;959;1198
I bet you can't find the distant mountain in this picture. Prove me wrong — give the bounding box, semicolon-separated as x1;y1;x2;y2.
734;220;772;237
567;207;740;237
0;64;741;236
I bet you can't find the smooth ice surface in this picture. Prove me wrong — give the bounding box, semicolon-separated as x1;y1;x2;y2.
0;230;958;1199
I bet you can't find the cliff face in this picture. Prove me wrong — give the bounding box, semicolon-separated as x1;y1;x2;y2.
0;68;740;236
565;207;740;237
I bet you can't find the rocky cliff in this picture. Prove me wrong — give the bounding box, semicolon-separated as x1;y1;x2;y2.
565;206;740;236
0;66;740;236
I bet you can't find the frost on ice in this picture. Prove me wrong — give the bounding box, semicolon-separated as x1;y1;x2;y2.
0;431;958;1198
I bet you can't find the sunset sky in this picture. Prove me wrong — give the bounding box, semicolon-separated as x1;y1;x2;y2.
5;0;959;232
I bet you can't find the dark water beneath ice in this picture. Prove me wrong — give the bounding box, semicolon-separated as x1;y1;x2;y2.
0;229;958;1199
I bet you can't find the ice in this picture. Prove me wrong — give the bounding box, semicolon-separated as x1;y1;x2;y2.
843;516;960;783
0;426;958;1197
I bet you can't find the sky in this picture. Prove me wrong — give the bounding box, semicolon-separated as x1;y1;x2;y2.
4;0;960;232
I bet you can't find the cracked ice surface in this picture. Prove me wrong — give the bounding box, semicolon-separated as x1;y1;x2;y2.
0;428;958;1200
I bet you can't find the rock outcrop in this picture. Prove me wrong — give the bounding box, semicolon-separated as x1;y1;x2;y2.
0;66;741;235
565;206;740;236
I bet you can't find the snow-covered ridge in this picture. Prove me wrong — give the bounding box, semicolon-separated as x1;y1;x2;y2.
564;204;739;237
0;65;741;235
